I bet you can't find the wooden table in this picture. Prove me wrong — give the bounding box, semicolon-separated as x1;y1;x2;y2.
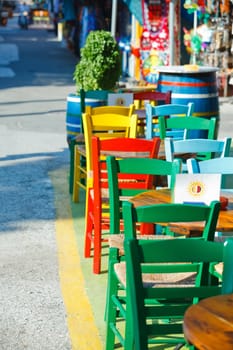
130;188;233;235
183;293;233;350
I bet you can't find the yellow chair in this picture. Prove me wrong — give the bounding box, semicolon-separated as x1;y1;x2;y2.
72;105;137;202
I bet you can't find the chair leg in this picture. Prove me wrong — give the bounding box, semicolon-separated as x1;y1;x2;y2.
72;146;80;202
105;250;137;350
93;205;102;274
68;139;76;194
105;249;120;350
104;251;114;322
124;303;135;350
84;189;93;258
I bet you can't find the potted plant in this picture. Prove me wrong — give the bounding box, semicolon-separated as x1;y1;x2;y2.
73;30;122;92
67;30;121;193
67;30;122;143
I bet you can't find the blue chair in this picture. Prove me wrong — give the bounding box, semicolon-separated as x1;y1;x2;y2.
187;156;233;238
165;137;232;172
187;156;233;189
145;102;194;140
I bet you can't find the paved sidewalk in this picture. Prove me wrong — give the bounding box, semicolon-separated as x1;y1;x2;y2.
218;96;233;139
0;14;79;350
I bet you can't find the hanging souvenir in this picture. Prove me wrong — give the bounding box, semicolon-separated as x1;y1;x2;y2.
183;0;214;64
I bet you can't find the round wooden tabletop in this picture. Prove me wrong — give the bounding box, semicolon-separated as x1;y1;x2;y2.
183;293;233;350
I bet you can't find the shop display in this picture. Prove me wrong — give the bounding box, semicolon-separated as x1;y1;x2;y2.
183;0;233;95
139;0;180;85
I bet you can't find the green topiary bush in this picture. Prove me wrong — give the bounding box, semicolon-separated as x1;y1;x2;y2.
73;30;122;93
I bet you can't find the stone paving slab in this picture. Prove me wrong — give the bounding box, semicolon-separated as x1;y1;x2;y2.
0;43;19;63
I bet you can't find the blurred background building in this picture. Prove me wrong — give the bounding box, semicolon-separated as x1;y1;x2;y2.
1;0;232;95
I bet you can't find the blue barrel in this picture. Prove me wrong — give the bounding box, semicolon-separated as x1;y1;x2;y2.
66;94;104;142
157;66;219;137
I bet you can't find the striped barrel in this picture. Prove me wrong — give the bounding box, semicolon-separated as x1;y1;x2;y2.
157;66;219;137
66;94;104;142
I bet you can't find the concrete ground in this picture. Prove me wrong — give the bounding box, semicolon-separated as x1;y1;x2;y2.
0;12;233;350
0;12;107;350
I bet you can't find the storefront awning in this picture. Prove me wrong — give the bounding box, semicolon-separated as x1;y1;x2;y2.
123;0;143;25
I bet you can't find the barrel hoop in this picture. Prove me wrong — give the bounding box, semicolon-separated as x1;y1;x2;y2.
67;95;102;103
66;122;81;128
67;96;81;102
66;112;81;117
159;81;216;87
172;92;218;99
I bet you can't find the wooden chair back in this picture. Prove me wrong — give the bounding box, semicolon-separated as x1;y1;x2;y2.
159;115;217;140
72;105;137;202
107;156;181;235
85;104;135;116
133;90;171;109
86;136;161;274
187;156;233;189
82;108;138;186
123;204;233;350
146;102;194;139
165;137;232;171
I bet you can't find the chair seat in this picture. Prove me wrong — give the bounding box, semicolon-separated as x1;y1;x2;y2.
109;233;174;257
114;261;196;288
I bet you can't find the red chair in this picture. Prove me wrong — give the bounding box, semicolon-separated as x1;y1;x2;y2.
133;90;172;137
85;136;161;274
133;90;172;106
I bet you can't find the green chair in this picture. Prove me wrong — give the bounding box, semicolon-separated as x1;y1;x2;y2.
107;156;181;235
104;156;182;319
105;156;181;326
123;206;233;349
158;114;217;140
105;198;221;349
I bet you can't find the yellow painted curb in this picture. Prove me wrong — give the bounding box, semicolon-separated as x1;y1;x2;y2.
52;169;103;350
